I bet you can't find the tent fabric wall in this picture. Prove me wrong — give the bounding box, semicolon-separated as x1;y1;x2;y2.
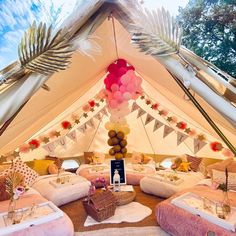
0;5;235;160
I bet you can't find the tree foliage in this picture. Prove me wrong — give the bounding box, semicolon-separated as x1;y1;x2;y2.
178;0;236;78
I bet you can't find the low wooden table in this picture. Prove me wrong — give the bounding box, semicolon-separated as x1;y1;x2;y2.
112;190;136;206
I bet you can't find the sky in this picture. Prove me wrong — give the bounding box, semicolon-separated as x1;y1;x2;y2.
0;0;188;71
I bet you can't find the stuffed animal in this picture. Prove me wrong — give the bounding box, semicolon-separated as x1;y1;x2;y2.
177;162;191;172
171;157;183;170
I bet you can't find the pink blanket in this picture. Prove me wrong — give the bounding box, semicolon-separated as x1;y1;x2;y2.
155;186;236;236
0;194;74;236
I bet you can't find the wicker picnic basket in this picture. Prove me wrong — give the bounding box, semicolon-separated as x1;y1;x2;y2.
82;190;116;222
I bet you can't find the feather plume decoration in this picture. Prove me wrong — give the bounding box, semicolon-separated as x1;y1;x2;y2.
129;7;182;56
18;21;74;75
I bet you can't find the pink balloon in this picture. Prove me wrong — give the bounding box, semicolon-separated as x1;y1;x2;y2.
119;85;127;93
107;63;119;75
111;83;119;92
120;74;130;85
123;92;131;101
118;67;128;77
116;59;127;68
113;91;122;99
109;99;118;109
126;83;135;92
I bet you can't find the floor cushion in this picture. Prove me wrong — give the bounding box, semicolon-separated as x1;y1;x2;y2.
140;169;204;198
32;172;90;206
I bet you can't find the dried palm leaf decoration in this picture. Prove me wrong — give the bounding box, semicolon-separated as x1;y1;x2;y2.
18;21;74;75
130;7;182;56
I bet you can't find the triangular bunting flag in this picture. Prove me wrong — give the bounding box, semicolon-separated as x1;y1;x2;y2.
131;102;139;112
78;124;87;133
66;130;77;143
137;108;146;118
153;119;164;132
94;112;102;121
100;107;108;116
194;139;207;154
42;142;56;154
87;118;95;128
163;125;174;138
57;137;67;149
145;114;154;125
177;131;188;146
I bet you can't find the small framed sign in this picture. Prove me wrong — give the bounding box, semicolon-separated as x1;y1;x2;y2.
110;159;126;185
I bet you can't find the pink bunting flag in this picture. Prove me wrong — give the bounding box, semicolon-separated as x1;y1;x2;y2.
163;125;174;138
177;131;188;146
100;107;108;116
56;137;67;149
94;112;102;121
194;138;207;154
131;102;139;112
66;130;77;142
137;108;146;118
153;119;164;132
87;118;95;128
145;114;154;125
42;142;56;154
78;124;87;133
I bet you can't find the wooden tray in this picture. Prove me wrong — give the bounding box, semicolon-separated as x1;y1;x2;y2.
0;201;63;235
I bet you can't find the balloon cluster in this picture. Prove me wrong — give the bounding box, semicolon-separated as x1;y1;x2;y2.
103;59;143;135
107;130;127;160
102;59;143;159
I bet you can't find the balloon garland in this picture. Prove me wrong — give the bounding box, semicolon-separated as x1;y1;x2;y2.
102;59;143;159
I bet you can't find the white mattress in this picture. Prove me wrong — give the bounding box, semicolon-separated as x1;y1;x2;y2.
32;172;90;206
140;169;204;198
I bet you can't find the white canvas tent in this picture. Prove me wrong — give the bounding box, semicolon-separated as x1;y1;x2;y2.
0;0;235;161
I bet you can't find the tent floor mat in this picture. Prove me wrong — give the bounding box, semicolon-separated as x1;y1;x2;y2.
60;185;164;232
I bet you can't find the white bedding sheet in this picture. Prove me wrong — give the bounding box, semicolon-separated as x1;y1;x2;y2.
32;172;90;206
140;170;204;198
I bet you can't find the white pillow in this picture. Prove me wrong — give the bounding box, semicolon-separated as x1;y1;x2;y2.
159;158;173;169
212;169;236;191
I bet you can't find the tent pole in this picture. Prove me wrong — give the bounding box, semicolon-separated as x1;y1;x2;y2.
168;70;236;156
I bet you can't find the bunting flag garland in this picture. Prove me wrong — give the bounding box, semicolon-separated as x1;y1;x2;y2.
177;131;188;146
145;114;154;125
131;102;140;112
137;108;146;118
163;125;174;138
153;119;164;132
194;138;207;154
56;136;67;149
42;142;56;154
66;130;77;143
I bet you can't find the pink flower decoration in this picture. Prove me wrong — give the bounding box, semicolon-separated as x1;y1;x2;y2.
28;139;40;149
61;121;72;130
189;129;197;137
210;141;223;152
82;104;91;112
19;144;30;153
48;130;58;138
222;148;234;158
171;116;178;124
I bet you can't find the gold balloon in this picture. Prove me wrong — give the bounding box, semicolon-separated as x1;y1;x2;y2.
109;148;115;156
117;131;125;140
108;130;117;138
107;138;113;146
115;153;123;160
120;139;127;147
121;147;127;154
114;145;121;152
111;137;119;145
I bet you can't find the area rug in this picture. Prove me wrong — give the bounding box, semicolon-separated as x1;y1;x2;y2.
75;226;170;236
84;202;152;226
